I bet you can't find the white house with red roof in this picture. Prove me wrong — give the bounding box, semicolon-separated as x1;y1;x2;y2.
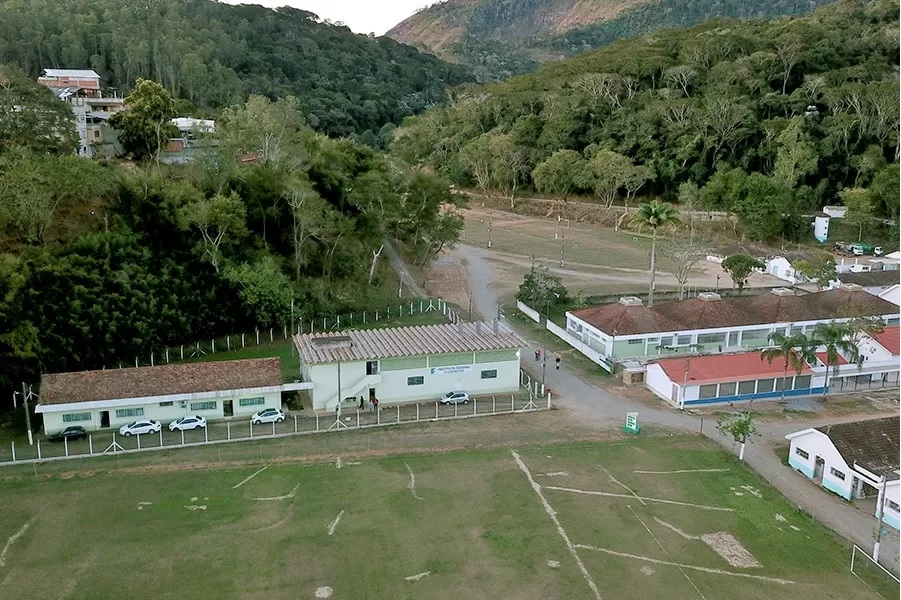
645;327;899;407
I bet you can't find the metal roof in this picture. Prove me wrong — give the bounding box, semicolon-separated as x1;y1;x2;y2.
42;69;100;79
294;322;525;364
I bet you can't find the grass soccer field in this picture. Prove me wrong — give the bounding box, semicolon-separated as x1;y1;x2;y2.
0;435;891;600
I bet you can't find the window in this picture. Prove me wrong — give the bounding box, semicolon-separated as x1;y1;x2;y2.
830;467;846;481
380;356;427;371
659;336;673;348
775;377;784;391
741;328;769;342
676;335;693;346
239;397;265;407
888;500;900;512
790;326;804;336
793;375;812;390
795;447;809;459
115;408;144;418
407;376;424;386
698;333;726;345
480;369;498;379
628;338;643;345
727;332;739;346
718;382;737;397
190;401;216;411
159;402;173;407
698;384;718;399
63;412;91;423
737;380;756;395
757;379;775;393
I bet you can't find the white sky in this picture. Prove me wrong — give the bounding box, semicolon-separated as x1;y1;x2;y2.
219;0;436;35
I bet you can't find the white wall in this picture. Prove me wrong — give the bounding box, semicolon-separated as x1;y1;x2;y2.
786;430;855;499
41;390;282;433
645;364;678;406
882;480;900;530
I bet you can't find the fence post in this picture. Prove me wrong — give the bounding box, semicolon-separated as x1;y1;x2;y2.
377;407;381;425
181;345;184;360
284;325;288;339
165;348;170;364
410;302;414;315
137;433;141;450
227;336;231;351
241;333;245;348
396;405;400;424
250;423;253;439
363;312;366;324
376;310;379;321
547;391;552;409
89;435;93;455
316;413;319;432
356;410;360;428
37;440;41;460
493;396;496;413
256;329;260;345
323;318;327;330
227;421;231;440
64;436;69;457
150;352;154;367
181;429;185;445
435;402;438;419
272;421;275;436
337;315;340;328
159;428;163;447
135;357;139;368
454;402;458;418
511;395;515;412
204;427;208;443
270;328;274;342
294;415;298;433
11;441;15;462
416;404;420;422
474;398;477;416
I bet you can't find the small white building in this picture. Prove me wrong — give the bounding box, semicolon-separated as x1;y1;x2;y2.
36;358;287;433
785;416;900;530
294;321;525;412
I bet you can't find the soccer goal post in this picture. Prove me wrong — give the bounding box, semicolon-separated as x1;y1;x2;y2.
850;545;900;599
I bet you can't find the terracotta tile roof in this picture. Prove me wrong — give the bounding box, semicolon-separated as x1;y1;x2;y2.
294;322;525;364
872;327;900;356
40;358;282;405
571;288;899;336
653;351;812;386
815;352;848;366
817;416;900;479
837;271;900;287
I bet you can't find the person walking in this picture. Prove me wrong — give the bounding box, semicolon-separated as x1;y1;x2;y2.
369;399;374;412
534;349;541;362
373;397;379;411
359;396;365;410
555;357;561;370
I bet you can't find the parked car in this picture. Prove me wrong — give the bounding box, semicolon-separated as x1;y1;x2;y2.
48;426;87;443
441;391;470;405
119;420;161;436
251;408;285;425
168;415;207;432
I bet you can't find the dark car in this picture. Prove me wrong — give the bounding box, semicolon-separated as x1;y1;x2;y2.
48;426;87;443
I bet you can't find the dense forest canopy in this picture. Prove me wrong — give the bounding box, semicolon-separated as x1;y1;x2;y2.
0;72;465;394
393;0;900;243
389;0;836;81
0;0;473;137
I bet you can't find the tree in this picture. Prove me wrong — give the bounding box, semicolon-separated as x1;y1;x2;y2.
660;237;704;300
489;134;530;207
0;64;77;154
717;412;758;461
109;78;177;161
580;149;635;209
219;95;311;170
792;256;837;290
532;149;584;202
222;256;293;327
676;182;700;237
283;177;326;282
179;192;247;272
632;200;680;307
840;187;875;242
721;254;764;292
810;322;862;398
516;264;568;312
773;117;818;189
760;332;814;404
458;135;493;197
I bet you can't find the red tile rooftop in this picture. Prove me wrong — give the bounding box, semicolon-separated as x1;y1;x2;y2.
872;327;900;356
653;351;812;386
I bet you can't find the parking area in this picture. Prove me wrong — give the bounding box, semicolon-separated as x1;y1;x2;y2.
0;393;545;464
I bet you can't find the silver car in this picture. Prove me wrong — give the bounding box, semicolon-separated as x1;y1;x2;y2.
441;391;470;405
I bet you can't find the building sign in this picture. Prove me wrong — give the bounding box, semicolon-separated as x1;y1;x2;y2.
430;365;472;376
623;412;640;435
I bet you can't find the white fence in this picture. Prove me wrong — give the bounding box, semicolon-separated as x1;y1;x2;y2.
850;544;900;591
546;320;613;372
516;300;541;323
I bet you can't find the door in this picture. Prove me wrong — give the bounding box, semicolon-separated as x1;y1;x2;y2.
814;457;825;481
366;361;379;375
223;400;234;417
369;388;376;402
100;411;110;428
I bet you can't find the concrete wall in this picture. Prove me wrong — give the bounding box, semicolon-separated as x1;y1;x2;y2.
306;352;522;411
787;431;855;500
516;300;541;323
882;481;900;530
41;390;282;434
645;364;677;406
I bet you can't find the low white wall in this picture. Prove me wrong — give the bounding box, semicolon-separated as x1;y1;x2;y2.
546;320;611;371
644;364;677;406
517;300;541;323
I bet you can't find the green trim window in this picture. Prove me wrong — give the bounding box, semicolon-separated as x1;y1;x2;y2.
239;397;265;407
115;408;144;418
794;375;812;389
698;333;726;344
698;384;717;399
718;382;737;397
190;401;217;411
63;412;91;423
757;378;775;393
480;369;497;379
380;356;427;371
737;381;755;395
407;376;424;386
627;338;643;345
159;402;174;407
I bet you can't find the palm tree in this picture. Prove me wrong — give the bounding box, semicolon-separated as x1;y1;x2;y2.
759;331;815;404
633;200;680;307
810;322;862;398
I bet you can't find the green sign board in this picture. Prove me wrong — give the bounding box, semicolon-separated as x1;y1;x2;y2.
623;412;640;435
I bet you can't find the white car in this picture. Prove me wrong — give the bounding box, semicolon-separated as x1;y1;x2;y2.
168;415;207;432
119;420;162;436
251;408;285;425
441;391;470;405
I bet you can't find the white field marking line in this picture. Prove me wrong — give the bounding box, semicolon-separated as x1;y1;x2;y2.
543;486;733;512
596;465;645;506
252;483;300;501
404;462;423;500
654;517;698;540
232;464;270;489
511;450;602;600
629;505;707;600
405;571;431;582
327;510;345;536
574;545;796;585
537;471;569;477
0;523;30;568
634;468;730;475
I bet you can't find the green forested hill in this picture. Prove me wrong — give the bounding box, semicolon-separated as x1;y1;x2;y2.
393;0;899;243
0;0;473;136
388;0;836;81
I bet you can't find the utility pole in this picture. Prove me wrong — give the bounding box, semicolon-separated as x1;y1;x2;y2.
21;382;33;446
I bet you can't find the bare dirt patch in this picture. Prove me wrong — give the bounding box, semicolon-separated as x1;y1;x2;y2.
700;532;762;569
